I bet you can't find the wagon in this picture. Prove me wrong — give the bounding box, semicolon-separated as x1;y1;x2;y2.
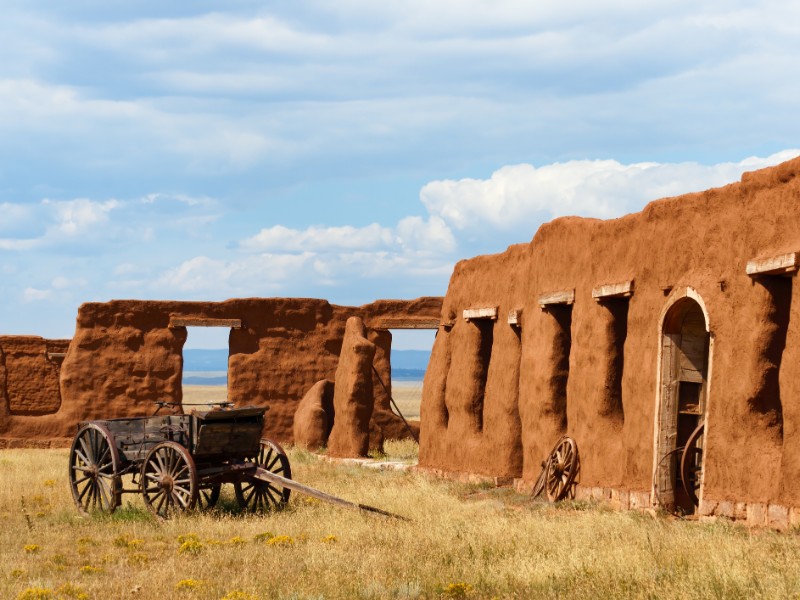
68;402;293;519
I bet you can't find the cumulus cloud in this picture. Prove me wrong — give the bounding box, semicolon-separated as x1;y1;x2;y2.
240;223;395;253
22;287;52;302
420;150;800;232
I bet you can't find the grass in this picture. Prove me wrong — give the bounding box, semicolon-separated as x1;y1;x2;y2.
2;447;800;600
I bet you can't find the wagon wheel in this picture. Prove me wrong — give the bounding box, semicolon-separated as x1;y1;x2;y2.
234;439;292;512
141;442;198;519
197;485;221;510
680;422;705;507
69;423;121;514
545;436;579;502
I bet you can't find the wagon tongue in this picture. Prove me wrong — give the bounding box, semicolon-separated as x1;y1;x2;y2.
251;467;408;521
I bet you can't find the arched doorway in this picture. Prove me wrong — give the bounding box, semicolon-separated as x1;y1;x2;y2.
654;294;710;514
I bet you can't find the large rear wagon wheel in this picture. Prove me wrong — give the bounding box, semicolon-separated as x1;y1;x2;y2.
141;442;198;519
234;439;292;512
69;423;121;515
545;436;579;502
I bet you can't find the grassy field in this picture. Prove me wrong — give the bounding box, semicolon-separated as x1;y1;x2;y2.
2;443;800;600
183;382;424;421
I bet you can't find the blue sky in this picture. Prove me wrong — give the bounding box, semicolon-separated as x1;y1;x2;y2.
1;1;798;349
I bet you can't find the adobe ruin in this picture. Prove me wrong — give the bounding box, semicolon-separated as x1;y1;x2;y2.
419;156;800;527
0;297;441;449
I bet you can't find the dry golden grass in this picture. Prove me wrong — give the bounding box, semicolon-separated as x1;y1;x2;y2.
389;381;424;421
2;447;800;599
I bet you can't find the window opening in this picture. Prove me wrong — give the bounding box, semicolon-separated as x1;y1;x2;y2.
182;326;230;412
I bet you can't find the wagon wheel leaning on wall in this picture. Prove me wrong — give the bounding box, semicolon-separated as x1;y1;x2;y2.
680;422;705;507
531;435;580;502
69;423;122;514
234;439;292;512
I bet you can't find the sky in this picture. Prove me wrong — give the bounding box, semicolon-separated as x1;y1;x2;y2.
1;1;799;349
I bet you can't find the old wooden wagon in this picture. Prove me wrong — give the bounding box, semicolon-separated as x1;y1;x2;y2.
68;402;292;519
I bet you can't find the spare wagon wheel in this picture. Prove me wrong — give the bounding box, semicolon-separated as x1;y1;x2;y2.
680;422;705;507
69;423;122;514
141;441;198;519
545;436;580;502
234;439;292;512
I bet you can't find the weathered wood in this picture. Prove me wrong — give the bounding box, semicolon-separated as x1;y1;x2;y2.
507;308;522;326
538;290;575;308
370;317;441;329
168;317;242;328
463;307;498;321
47;352;66;361
252;467;408;520
746;252;799;277
592;280;634;301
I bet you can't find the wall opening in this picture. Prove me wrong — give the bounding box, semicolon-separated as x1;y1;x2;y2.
655;296;710;515
182;326;231;412
747;276;791;434
545;305;573;433
471;319;494;432
601;298;629;425
388;329;436;422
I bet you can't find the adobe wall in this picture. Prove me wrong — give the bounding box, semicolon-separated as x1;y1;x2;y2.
0;336;71;446
0;297;441;446
419;156;800;515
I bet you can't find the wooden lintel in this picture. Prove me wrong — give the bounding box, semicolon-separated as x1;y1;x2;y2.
538;290;575;308
592;280;634;301
169;317;242;329
47;352;66;361
463;307;498;322
507;308;523;326
746;252;799;277
371;318;441;330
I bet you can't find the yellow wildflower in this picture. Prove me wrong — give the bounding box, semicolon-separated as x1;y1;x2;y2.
178;539;204;555
175;579;207;591
320;535;337;543
227;536;246;545
266;535;293;547
43;480;56;487
24;544;41;554
252;532;274;543
55;583;89;600
79;564;102;575
176;533;199;544
16;588;53;600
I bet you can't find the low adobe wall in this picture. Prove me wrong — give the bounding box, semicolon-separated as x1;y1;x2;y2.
0;297;441;446
0;336;71;446
419;156;800;520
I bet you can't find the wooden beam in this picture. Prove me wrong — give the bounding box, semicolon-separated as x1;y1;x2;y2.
463;307;498;322
592;280;634;301
371;317;441;330
538;290;575;308
168;317;242;329
47;352;66;361
746;252;799;277
507;308;522;326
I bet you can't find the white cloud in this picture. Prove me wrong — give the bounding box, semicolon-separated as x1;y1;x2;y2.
22;287;52;302
44;198;120;236
240;223;394;253
420;150;800;232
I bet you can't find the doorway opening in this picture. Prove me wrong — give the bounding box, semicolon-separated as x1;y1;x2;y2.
182;326;231;412
388;329;436;422
654;295;710;514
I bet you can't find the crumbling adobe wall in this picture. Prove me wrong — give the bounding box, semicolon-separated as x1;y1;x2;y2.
0;337;71;446
0;297;441;446
420;156;800;512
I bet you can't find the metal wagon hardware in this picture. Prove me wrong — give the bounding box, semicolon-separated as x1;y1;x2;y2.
69;401;405;520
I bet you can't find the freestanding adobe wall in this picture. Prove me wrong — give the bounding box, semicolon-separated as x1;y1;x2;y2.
419;156;800;526
0;336;71;447
0;297;441;447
